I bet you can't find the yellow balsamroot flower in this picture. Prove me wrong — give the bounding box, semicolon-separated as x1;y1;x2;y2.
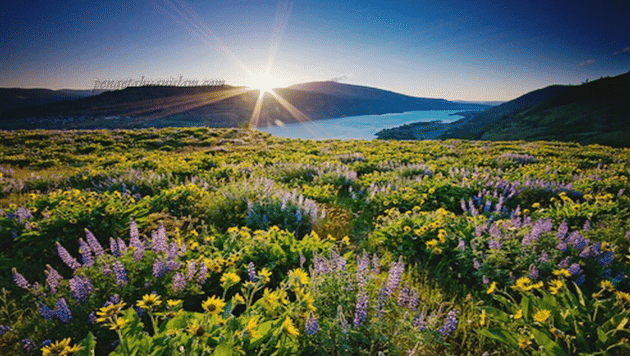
233;293;246;304
202;296;226;316
616;291;630;305
341;236;351;246
403;226;412;233
533;309;551;323
600;280;615;292
425;239;438;249
548;279;564;295
281;316;299;337
511;277;532;292
243;317;260;338
109;317;128;331
227;227;239;234
220;271;241;287
433;248;443;255
96;301;126;323
288;268;309;287
186;321;205;337
486;282;497;294
263;288;280;312
513;309;523;320
553;269;571;278
518;337;531;349
167;299;183;309
437;229;447;243
531;202;541;209
41;338;83;356
137;293;162;310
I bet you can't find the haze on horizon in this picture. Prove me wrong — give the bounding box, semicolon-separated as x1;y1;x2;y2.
1;0;628;102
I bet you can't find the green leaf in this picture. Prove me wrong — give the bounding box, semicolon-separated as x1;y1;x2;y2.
598;327;608;344
485;307;511;323
477;328;519;349
75;332;97;356
531;327;567;356
521;296;530;321
214;341;234;356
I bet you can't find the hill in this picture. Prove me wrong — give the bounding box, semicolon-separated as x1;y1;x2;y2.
377;71;630;147
0;88;107;113
0;82;488;130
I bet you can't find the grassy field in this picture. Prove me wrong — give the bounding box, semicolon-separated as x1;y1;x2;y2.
1;127;629;356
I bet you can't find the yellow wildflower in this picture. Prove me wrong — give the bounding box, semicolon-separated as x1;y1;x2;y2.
518;337;531;349
136;293;162;310
486;281;497;294
41;338;84;356
109;317;127;331
234;293;245;304
480;310;487;326
259;268;272;284
341;236;351;246
288;268;309;287
403;226;412;233
600;280;615;292
533;309;551;323
186;321;205;337
511;277;532;292
553;269;571;278
281;316;299;337
201;296;226;316
263;288;279;312
243;317;260;338
220;272;241;287
616;291;630;305
425;239;438;249
548;279;564;295
513;309;523;320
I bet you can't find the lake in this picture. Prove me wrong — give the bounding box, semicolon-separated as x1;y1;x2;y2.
257;110;464;140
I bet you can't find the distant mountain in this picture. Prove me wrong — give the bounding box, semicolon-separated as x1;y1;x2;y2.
0;82;488;130
0;88;107;113
453;100;504;106
377;71;630;147
451;71;630;147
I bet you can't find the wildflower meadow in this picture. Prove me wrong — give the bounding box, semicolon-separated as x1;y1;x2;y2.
1;127;629;355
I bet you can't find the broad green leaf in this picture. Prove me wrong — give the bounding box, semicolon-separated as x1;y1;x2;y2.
214;341;234;356
75;332;97;356
531;327;567;356
477;328;519;349
597;327;608;344
485;306;511;323
521;296;530;320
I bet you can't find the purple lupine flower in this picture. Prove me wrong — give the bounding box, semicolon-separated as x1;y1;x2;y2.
101;261;112;276
568;263;582;276
42;339;52;347
583;220;591;231
134;305;144;318
386;256;405;295
305;312;319;335
78;239;94;267
85;229;105;258
112;261;127;286
489;238;502;250
197;262;208;285
110;238;120;258
353;290;369;328
109;294;121;304
613;272;625;284
457;238;465;250
299;252;306;268
11;268;31;290
152;228;167;254
248;262;257;282
590;242;602;257
56;242;81;270
538;250;549;263
575;275;586;286
618;189;625;197
398;283;410;306
167;241;179;260
460;198;468;212
482;275;489;284
153;259;165;278
88;311;97;324
408;288;420;311
22;338;36;351
371;253;380;275
38;303;55;320
69;275;94;303
556;220;568;240
473;259;481;270
529;265;539;280
579;246;592;259
165;259;181;272
558;257;571;269
55;298;73;323
129;220;144;261
489;223;502;239
556;242;568;253
377;280;388;320
437;310;459;337
567;231;589;251
599;251;614;267
186;260;196;281
0;325;10;336
413;311;426;330
172;272;186;293
357;252;370;289
117;238;127;255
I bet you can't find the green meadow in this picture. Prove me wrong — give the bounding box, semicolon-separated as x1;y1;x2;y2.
1;127;629;356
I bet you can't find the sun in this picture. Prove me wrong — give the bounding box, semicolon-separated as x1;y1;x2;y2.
248;71;280;94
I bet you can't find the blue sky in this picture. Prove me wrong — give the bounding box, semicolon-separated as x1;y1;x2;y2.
1;0;628;101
